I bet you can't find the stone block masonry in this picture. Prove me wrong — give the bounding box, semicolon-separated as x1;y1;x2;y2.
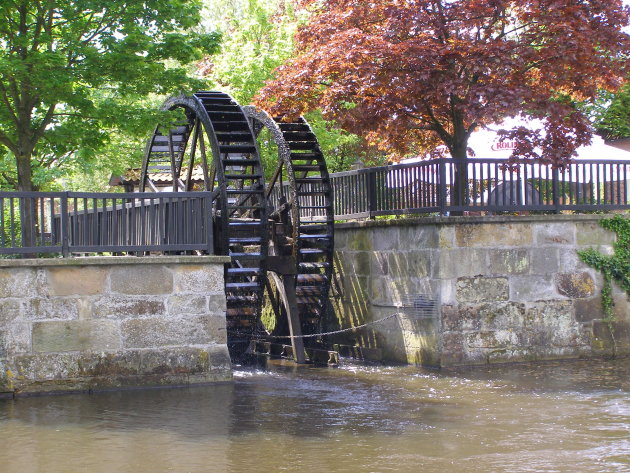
332;214;630;367
0;256;231;396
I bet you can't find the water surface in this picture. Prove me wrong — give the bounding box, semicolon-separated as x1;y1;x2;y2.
1;359;629;473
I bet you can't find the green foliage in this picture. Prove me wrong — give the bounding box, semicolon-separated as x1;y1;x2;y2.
260;300;277;333
53;131;148;192
255;126;281;181
578;215;630;319
203;0;382;172
0;198;21;250
0;0;221;191
591;82;630;140
304;111;387;172
202;0;299;104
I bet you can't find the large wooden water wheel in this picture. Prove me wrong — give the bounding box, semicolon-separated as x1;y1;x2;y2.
244;107;335;351
140;91;268;358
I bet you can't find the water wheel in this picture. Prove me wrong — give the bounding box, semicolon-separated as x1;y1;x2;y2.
139;91;268;358
244;106;334;350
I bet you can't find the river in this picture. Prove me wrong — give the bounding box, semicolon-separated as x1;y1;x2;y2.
1;358;629;473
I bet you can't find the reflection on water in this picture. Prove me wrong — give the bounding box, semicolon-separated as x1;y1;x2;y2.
1;359;629;473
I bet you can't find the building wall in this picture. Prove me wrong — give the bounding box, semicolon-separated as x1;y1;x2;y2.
0;256;231;396
332;215;630;366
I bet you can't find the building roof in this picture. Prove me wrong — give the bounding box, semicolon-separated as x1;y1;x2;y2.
605;137;630;153
109;166;206;187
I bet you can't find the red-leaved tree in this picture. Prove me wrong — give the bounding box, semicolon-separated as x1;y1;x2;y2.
256;0;630;169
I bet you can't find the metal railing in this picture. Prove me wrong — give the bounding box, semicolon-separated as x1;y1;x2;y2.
0;192;215;257
2;158;628;256
329;158;630;219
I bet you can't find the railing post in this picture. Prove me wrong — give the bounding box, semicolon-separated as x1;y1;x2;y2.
438;159;447;215
60;192;70;257
367;169;377;219
205;193;214;254
626;164;630;206
18;195;36;254
552;167;560;213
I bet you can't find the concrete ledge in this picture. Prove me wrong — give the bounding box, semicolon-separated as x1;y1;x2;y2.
0;255;231;268
335;213;612;230
4;346;232;396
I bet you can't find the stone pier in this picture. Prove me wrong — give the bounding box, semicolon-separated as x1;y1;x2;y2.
332;214;630;366
0;256;231;396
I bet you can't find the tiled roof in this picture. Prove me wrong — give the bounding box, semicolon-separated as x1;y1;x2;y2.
116;166;206;185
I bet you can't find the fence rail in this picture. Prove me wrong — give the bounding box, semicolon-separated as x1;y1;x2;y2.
0;191;215;257
329;158;630;219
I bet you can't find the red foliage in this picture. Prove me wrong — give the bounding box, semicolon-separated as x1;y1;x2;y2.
256;0;630;166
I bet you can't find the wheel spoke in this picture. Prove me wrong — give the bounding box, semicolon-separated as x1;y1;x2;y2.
185;118;200;191
265;162;284;199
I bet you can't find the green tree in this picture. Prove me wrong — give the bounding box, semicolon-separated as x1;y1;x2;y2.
303;111;386;172
592;81;630;140
202;0;298;104
0;0;221;193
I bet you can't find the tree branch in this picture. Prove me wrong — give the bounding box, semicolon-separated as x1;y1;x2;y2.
30;3;46;52
80;7;127;46
0;81;19;126
0;128;17;154
423;101;452;145
32;104;57;145
0;172;17;188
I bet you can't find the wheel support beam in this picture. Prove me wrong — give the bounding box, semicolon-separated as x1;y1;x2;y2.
267;256;306;364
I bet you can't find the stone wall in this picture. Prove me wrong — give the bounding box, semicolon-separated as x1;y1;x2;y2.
332;215;630;366
0;256;232;396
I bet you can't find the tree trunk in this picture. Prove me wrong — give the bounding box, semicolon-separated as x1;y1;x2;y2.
16;152;33;192
450;143;469;216
15;152;36;254
448;97;470;217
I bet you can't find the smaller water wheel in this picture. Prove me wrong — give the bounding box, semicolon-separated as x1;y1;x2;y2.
244;106;335;360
